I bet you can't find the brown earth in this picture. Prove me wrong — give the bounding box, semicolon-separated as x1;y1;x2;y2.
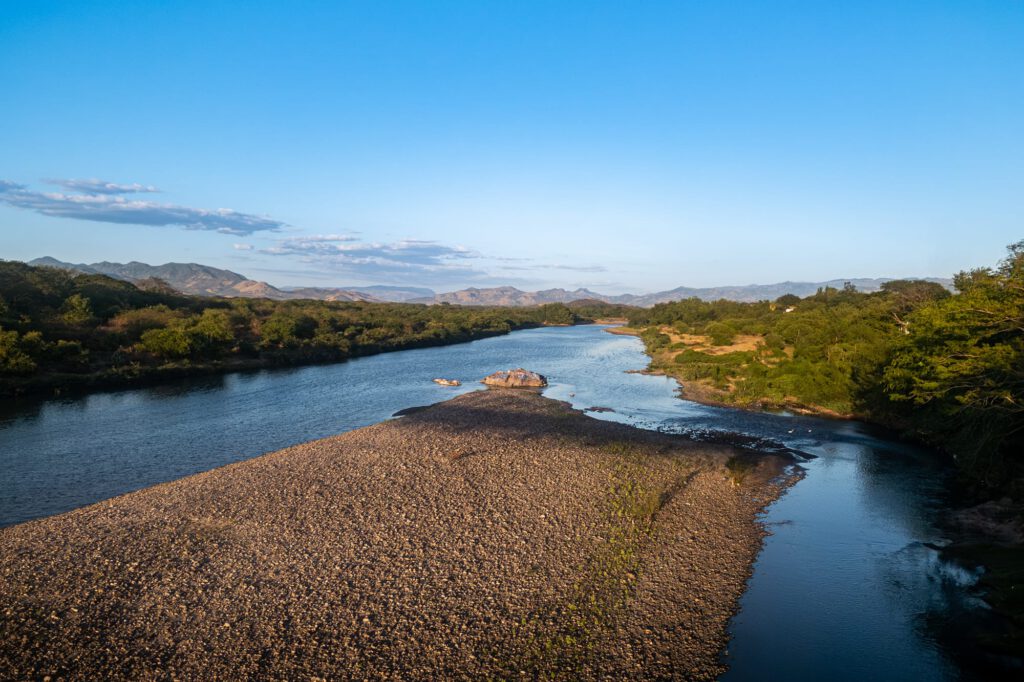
0;390;796;680
658;329;764;356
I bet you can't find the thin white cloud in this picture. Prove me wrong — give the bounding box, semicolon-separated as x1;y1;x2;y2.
46;178;160;194
543;264;608;273
286;233;361;243
262;235;494;284
259;234;610;286
499;262;607;273
232;243;255;250
0;179;285;235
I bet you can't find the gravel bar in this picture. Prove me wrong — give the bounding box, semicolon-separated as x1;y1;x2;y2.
0;390;796;680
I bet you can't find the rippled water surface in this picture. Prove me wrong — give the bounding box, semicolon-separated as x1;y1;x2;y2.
0;325;974;679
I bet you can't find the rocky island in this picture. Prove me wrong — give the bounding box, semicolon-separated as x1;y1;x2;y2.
0;390;795;680
482;367;548;388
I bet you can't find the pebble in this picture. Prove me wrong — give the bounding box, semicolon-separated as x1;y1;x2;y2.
0;390;795;681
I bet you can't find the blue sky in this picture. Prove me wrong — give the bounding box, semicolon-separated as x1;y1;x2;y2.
1;1;1022;293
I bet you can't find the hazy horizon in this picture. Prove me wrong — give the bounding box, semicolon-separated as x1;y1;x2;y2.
2;2;1022;292
23;253;957;298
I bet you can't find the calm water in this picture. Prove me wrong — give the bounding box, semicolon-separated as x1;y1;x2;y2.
0;325;976;679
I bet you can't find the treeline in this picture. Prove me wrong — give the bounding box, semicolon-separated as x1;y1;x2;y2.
628;242;1024;489
565;298;637;320
0;261;587;397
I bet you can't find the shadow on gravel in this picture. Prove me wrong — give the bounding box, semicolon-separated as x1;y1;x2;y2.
392;392;800;480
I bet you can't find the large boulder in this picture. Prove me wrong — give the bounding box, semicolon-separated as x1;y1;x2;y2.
482;368;548;388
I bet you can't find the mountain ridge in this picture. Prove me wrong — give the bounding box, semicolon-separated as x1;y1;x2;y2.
417;277;953;307
27;257;382;302
27;257;952;307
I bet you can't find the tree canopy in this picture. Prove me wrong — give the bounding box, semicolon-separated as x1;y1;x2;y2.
627;243;1023;488
0;261;594;397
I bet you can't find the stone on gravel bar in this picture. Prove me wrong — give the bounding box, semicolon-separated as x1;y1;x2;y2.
481;368;548;388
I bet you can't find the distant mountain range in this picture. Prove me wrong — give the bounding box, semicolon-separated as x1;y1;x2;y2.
281;284;434;302
415;278;953;307
411;286;608;307
27;257;951;307
27;257;386;302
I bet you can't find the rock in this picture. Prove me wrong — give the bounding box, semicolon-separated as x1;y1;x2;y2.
433;378;461;386
481;368;548;388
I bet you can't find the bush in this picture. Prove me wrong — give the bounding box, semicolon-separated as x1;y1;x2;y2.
139;326;194;359
0;327;36;374
640;328;672;352
705;321;737;346
60;294;94;325
107;305;182;340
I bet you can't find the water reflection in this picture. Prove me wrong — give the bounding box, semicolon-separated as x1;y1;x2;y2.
721;438;964;681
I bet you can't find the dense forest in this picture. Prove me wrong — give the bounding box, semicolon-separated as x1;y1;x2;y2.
0;261;586;397
627;242;1023;490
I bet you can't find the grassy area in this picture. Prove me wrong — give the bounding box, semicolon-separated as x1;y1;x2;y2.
636;322;859;415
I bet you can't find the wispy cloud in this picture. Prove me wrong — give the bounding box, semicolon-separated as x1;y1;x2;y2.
0;179;285;235
278;233;361;244
260;234;611;286
544;264;607;273
498;262;607;273
262;234;495;284
268;237;477;262
46;178;160;194
232;243;254;250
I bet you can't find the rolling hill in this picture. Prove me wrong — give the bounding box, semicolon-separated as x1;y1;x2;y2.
417;278;952;307
27;257;951;307
28;257;381;302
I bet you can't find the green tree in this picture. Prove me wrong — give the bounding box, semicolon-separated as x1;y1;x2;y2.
885;242;1024;483
61;294;94;325
190;309;235;355
139;326;194;359
261;312;301;348
0;327;37;374
705;321;737;346
538;303;577;325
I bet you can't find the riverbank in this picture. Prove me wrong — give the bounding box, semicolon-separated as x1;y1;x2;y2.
606;326;853;419
0;261;606;402
0;325;532;401
607;327;1024;669
0;389;795;680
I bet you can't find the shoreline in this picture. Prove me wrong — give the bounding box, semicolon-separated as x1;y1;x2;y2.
1;321;612;404
607;326;856;420
605;327;1024;669
0;325;542;403
628;367;855;420
0;390;796;680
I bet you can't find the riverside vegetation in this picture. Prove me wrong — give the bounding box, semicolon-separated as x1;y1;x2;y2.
2;248;1019;489
0;260;587;397
625;241;1024;494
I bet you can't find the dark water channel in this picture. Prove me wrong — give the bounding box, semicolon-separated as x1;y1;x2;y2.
0;325;981;679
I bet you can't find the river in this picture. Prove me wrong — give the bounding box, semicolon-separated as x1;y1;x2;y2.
0;324;980;679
